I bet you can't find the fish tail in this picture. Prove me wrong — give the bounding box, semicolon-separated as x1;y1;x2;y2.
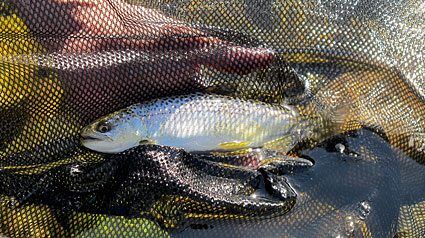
325;104;352;134
297;99;352;143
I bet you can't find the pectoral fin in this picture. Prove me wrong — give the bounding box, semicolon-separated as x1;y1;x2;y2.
140;139;156;145
218;141;251;151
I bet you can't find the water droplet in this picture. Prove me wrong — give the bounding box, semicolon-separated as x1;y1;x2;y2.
357;201;371;220
70;165;82;175
335;143;345;153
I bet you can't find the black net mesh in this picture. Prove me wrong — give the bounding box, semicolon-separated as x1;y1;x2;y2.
0;0;424;237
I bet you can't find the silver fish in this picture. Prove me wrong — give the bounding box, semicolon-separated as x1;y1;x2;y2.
80;93;311;154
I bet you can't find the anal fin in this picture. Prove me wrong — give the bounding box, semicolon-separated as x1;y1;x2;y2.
218;141;251;151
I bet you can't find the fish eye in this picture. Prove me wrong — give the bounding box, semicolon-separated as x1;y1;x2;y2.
96;123;111;133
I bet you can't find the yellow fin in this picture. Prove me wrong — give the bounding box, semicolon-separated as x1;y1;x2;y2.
218;141;251;150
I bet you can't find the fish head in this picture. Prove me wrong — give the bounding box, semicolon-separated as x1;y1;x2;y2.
80;110;147;153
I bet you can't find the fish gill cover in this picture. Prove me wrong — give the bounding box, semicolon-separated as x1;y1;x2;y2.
0;0;424;237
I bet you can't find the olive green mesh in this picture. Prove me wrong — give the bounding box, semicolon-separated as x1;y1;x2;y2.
0;0;424;237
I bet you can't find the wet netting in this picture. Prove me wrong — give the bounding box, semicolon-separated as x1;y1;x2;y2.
0;0;424;237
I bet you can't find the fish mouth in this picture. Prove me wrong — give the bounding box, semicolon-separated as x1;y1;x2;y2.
80;131;112;142
81;135;103;142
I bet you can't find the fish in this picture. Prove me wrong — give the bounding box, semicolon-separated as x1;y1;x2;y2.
80;93;316;154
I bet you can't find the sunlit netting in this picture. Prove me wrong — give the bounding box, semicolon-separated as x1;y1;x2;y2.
0;0;424;237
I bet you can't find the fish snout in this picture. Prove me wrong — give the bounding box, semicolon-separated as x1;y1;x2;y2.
80;127;111;142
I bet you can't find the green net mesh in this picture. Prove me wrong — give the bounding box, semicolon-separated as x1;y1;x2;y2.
0;0;424;237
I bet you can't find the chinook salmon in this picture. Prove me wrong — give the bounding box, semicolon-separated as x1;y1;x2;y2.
80;93;318;154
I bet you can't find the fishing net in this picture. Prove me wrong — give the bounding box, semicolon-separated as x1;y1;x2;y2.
0;0;424;237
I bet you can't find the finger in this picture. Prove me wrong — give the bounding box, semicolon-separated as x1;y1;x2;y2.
198;45;275;74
